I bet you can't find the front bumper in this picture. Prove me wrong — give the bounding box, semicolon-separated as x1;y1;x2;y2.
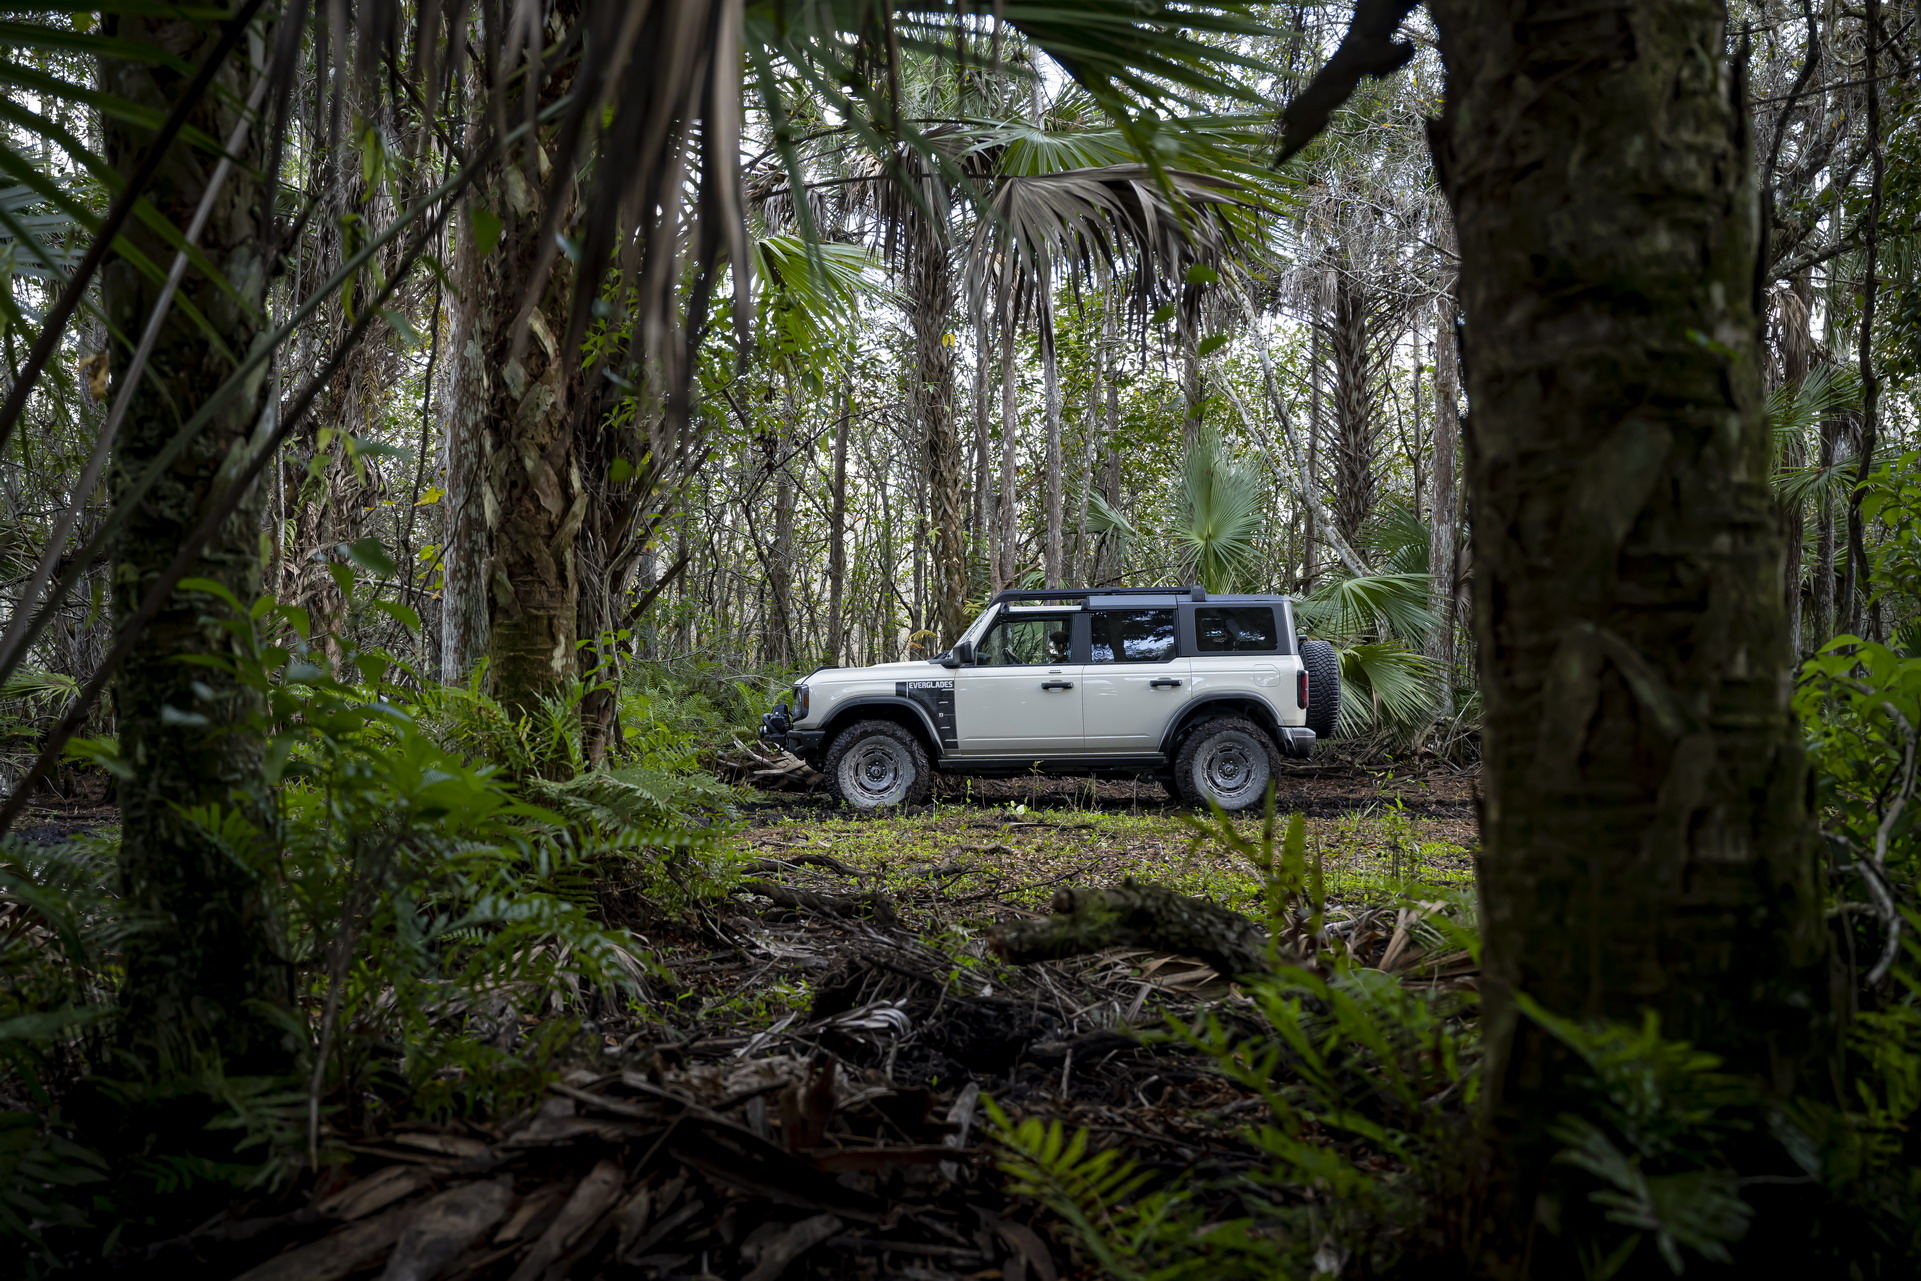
1276;727;1316;759
759;710;823;757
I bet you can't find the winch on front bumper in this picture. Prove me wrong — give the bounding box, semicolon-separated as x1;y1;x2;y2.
758;704;823;756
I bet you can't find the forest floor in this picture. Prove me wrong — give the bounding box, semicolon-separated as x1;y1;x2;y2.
61;762;1485;1278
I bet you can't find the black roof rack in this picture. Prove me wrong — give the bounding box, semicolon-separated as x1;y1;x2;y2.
991;585;1208;605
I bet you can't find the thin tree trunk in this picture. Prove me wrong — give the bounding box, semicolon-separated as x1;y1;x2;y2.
1429;0;1833;1265
1841;0;1885;640
1041;303;1063;588
998;306;1020;588
1304;281;1324;586
1425;293;1461;708
1074;303;1110;584
827;384;849;664
102;14;290;1072
973;321;994;593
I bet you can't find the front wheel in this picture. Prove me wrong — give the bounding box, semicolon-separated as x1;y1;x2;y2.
1173;717;1275;813
823;719;932;811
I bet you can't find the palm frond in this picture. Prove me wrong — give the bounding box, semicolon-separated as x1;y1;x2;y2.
1337;641;1438;736
1297;572;1436;644
1174;430;1265;594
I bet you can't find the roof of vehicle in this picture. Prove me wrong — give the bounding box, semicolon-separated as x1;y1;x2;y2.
991;586;1294;607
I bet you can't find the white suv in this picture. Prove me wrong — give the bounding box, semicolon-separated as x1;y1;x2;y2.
760;586;1341;811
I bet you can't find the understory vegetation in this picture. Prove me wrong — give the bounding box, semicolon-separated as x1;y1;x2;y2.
1;1;1919;1278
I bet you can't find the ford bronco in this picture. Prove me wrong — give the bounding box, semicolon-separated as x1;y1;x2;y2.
760;586;1342;812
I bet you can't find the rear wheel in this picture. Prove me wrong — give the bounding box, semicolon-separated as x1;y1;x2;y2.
1173;717;1275;813
1298;638;1342;741
823;719;932;811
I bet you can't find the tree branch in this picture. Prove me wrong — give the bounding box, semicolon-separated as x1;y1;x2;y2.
1274;0;1422;165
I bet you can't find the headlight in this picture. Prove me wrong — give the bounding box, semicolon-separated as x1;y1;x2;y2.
793;684;810;721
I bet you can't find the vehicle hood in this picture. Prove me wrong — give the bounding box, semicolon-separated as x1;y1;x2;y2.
809;660;948;683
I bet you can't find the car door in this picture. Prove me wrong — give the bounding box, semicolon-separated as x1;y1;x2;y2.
1080;607;1189;753
953;611;1084;755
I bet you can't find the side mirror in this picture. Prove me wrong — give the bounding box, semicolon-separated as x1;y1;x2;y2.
945;640;973;668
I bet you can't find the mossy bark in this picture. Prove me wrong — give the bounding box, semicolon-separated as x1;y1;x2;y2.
101;15;291;1073
1428;0;1834;1260
441;32;584;715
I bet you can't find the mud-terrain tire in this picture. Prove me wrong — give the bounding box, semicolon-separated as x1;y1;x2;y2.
1173;717;1276;813
824;719;932;811
1299;637;1342;741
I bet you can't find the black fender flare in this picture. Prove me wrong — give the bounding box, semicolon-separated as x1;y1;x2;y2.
1158;692;1287;758
817;696;947;760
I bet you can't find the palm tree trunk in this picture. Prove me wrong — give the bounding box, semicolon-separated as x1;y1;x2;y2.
998;304;1020;588
1425;294;1461;704
1330;270;1374;555
1041;302;1064;588
973;321;994;592
910;212;966;643
1429;0;1833;1264
102;14;290;1071
827;384;849;664
1304;280;1325;587
444;79;585;716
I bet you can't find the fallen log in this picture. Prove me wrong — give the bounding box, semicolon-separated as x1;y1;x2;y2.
989;879;1270;980
738;879;899;929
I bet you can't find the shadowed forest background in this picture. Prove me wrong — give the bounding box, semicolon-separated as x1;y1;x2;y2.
1;2;1919;1277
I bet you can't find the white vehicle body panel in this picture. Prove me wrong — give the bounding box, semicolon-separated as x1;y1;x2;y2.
1080;658;1190;752
954;664;1083;754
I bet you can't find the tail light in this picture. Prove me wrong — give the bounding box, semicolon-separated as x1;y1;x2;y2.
1297;669;1309;709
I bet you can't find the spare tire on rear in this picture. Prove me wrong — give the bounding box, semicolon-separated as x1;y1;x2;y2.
1298;637;1342;740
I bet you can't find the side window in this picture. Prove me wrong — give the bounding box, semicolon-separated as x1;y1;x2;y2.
1195;607;1278;653
1089;610;1177;663
978;616;1073;666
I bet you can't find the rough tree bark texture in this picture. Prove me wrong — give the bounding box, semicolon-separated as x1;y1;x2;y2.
1041;312;1064;588
1329;270;1375;555
1428;0;1832;1252
908;209;966;645
442;37;584;712
1425;293;1461;696
102;16;291;1069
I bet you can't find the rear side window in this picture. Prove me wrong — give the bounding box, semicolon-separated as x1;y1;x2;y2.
1195;607;1278;653
1090;610;1177;663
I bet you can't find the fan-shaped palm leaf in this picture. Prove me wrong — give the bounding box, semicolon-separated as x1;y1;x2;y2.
1174;430;1265;594
1338;641;1439;736
1297;572;1436;644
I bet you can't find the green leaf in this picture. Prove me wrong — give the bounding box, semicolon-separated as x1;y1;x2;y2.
1151;302;1177;326
609;457;635;483
1196;334;1230;356
341;537;398;578
470;207;503;256
372;599;422;633
327;561;357;598
1184;263;1219;285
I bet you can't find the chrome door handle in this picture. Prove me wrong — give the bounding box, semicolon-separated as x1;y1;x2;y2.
1041;680;1074;691
1149;678;1183;689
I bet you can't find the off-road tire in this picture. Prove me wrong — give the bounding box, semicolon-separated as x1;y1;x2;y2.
1173;717;1276;813
824;719;932;811
1299;638;1342;740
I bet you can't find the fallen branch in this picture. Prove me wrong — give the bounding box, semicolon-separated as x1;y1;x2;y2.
738;852;867;878
990;879;1270;980
739;879;899;929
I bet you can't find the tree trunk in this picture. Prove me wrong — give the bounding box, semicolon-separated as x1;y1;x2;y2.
1304;280;1325;587
827;385;849;664
442;57;584;716
973;320;995;594
1430;0;1833;1262
1329;270;1374;556
1041;305;1063;589
910;210;966;645
1425;293;1461;707
102;15;291;1071
998;308;1020;588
